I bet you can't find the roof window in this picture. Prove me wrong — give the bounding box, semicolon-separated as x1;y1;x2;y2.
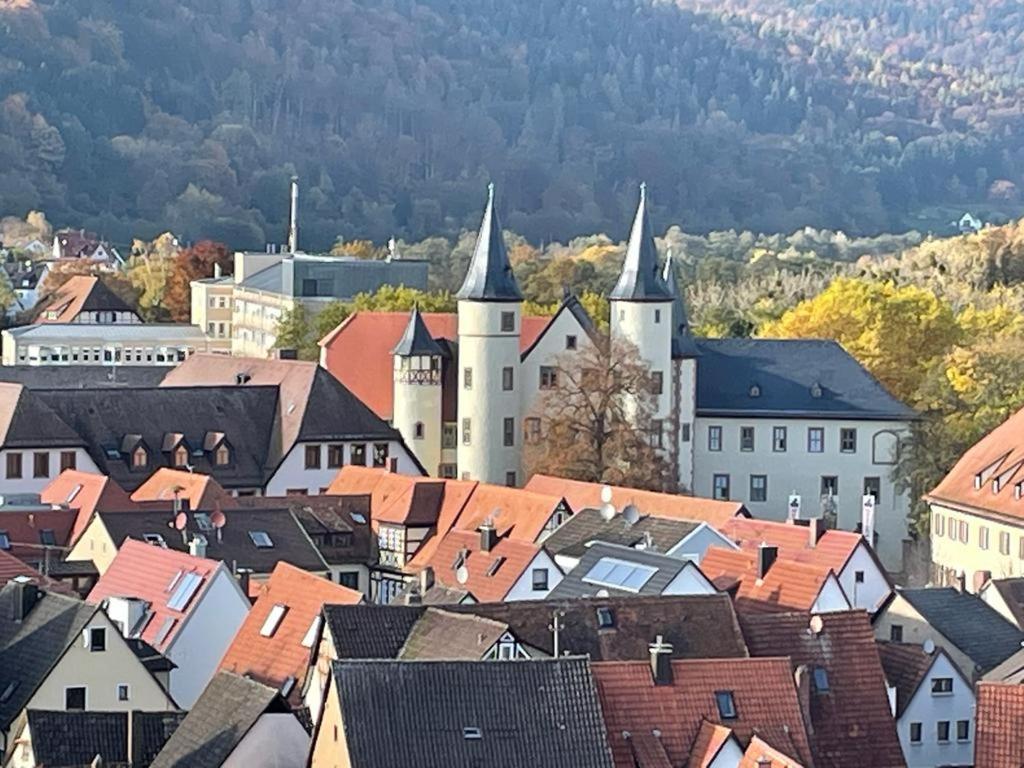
249;531;274;548
167;572;203;611
0;531;8;550
154;617;176;645
596;607;615;629
39;529;56;546
462;727;482;740
66;484;83;504
810;382;823;399
748;383;761;398
260;604;288;637
486;556;506;576
143;533;167;547
812;666;830;693
351;513;367;525
715;690;737;719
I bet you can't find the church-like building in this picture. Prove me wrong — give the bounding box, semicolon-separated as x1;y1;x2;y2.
320;184;916;570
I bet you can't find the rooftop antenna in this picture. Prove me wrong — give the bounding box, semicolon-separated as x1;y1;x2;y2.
548;609;566;657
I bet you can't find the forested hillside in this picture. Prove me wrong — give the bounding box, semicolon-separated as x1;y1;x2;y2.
1;0;1024;249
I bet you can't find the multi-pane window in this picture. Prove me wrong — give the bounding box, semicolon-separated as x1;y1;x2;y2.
532;568;549;591
351;443;366;466
327;444;344;468
33;452;49;479
821;476;839;497
462;418;471;445
500;312;515;332
60;451;76;472
740;427;755;452
503;418;515;447
304;445;321;469
502;367;514;391
708;426;722;452
772;427;787;452
539;366;558;389
750;475;768;502
808;428;824;453
463;367;473;389
372;443;389;468
713;474;730;501
840;428;857;453
652;372;663;395
931;677;953;694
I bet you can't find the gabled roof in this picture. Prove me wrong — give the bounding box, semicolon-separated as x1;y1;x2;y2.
542;508;699;560
0;549;57;589
547;541;714;599
25;709;185;767
524;475;748;527
609;183;672;302
686;721;735;768
518;292;600;361
150;672;292;768
32;275;137;323
218;562;360;700
424;529;544;602
87;539;224;652
876;642;948;717
0;506;77;566
975;682;1024;768
722;518;867;574
453;482;567;541
984;577;1024;628
41;470;136;542
694;338;916;420
739;736;805;768
326;466;449;527
392;305;445;357
329;657;613;767
455;184;523;302
739;610;905;768
983;646;1024;683
898;587;1024;672
687;723;805;768
0;584;99;729
396;608;508;660
130;468;237;512
0;383;86;449
593;657;814;768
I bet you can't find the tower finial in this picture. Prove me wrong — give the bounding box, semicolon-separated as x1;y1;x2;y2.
610;183;672;301
487;182;495;204
640;181;647;202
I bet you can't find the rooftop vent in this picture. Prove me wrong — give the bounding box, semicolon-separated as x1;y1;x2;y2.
462;727;482;741
235;372;251;386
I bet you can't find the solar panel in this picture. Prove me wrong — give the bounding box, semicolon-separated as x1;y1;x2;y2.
581;557;657;593
166;571;203;611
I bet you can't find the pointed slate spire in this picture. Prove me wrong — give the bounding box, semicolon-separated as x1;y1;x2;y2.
610;183;673;302
456;183;523;302
663;250;701;359
392;305;444;357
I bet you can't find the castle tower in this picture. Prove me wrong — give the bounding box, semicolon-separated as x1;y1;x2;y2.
456;184;523;486
664;249;700;491
392;306;445;476
610;183;674;439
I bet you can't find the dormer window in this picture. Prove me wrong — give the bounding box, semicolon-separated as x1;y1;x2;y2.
214;444;230;466
132;446;148;469
749;383;761;398
173;445;188;468
810;382;823;399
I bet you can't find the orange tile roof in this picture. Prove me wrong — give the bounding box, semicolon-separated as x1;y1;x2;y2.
318;311;552;419
686;721;735;768
976;681;1024;768
593;657;814;768
34;275;99;323
326;466;450;527
739;736;805;768
722;518;864;574
219;561;360;700
454;482;565;541
130;468;237;512
524;474;747;527
423;529;543;603
87;538;222;652
927;405;1024;521
699;546;841;614
40;470;135;543
0;548;73;595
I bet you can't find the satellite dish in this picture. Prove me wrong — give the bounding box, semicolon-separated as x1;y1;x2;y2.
600;485;613;505
622;504;640;526
211;509;226;529
809;615;824;635
455;565;469;585
923;639;936;655
173;512;187;531
599;503;616;522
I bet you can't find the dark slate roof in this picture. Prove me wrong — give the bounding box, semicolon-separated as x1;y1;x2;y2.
297;368;402;442
455;184;522;302
0;584;97;729
240;255;428;299
876;642;939;717
986;578;1024;629
0;366;168;389
96;508;329;575
26;709;186;767
329;657;614;767
663;251;701;359
32;386;279;490
546;541;710;599
324;594;749;661
694;338;916;420
0;385;86;449
900;587;1024;673
393;306;445;357
542;508;699;560
150;672;292;768
609;183;672;302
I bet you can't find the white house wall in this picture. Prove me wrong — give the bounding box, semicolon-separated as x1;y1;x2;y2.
839;542;893;613
666;523;736;564
811;573;852;612
663;563;718;596
706;737;745;768
265;440;421;496
896;653;975;768
0;448;99;496
504;550;563;601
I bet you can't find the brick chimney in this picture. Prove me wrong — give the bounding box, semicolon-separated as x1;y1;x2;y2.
756;543;778;579
808;517;825;546
649;635;674;685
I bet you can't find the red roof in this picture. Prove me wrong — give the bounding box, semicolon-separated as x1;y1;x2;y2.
524;474;747;527
722;518;865;574
318;311;551;419
130;468;237;512
593;657;814;768
976;681;1024;768
87;538;222;652
453;483;565;541
0;548;73;594
0;507;77;565
218;561;360;701
41;470;135;543
739;736;805;768
424;529;543;602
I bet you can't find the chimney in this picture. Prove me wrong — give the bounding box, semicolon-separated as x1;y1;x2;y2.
236;568;252;598
793;665;815;736
189;535;207;559
404;582;422;606
756;543;778;579
648;635;674;685
235;372;251;386
974;569;992;593
479;521;497;552
419;566;435;595
287;176;299;254
808;517;824;547
8;578;40;622
953;570;966;593
213;262;222;280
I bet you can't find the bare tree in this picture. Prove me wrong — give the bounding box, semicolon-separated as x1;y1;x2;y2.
522;333;676;491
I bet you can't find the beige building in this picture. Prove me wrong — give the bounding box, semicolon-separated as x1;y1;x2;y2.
189;267;233;353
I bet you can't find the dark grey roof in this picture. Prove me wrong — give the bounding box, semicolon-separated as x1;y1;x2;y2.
325;604;426;659
609;183;672;302
663;251;700;359
297;368;404;442
900;587;1024;672
547;541;708;599
392;306;445;357
0;386;86;449
96;508;328;575
32;386;279;490
240;255;428;299
0;366;168;389
26;709;185;767
455;184;522;302
694;338;917;420
543;508;699;560
329;657;614;767
0;584;98;729
985;578;1024;629
150;672;291;768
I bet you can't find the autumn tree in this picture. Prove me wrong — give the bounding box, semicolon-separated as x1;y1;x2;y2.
522;334;676;491
162;240;232;322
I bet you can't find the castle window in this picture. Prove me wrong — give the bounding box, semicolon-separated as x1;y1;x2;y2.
500;312;515;332
565;335;577;350
503;418;515;447
740;427;754;452
463;367;473;389
502;367;514;391
840;428;857;453
749;383;761;397
540;366;558;390
772;427;787;452
807;428;824;453
708;426;722;452
414;422;425;440
654;309;661;324
462;418;471;445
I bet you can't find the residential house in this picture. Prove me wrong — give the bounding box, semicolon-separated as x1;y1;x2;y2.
873;587;1024;680
40;469;135;542
30;275;141;324
128;468;237;511
189;267;232;353
308;657;614;768
86;540;251;707
546;541;717;599
979;577;1024;629
878;642;975;768
592;654;814;768
0;551;67;594
218;561;361;703
2;261;48;320
739;610;908;768
2;324;210;366
150;671;309;768
700;545;852;614
687;723;806;768
0;580;178;754
5;709;185;768
51;230;123;266
0;503;77;574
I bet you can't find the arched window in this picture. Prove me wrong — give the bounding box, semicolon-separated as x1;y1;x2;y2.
215;444;230;466
414;422;425;440
132;446;147;469
173;445;188;468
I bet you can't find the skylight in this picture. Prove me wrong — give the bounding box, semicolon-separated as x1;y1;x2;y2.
248;531;274;548
813;666;830;693
301;615;323;648
39;529;56;546
66;484;83;504
166;571;203;611
715;690;737;719
261;604;288;637
351;513;367;525
581;557;657;592
0;531;8;550
0;681;18;703
462;727;482;740
486;556;506;576
143;533;167;547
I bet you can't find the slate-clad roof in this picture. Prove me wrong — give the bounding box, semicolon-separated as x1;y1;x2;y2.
985;578;1024;628
610;183;672;302
543;508;699;560
899;587;1024;672
330;657;613;767
150;672;291;768
975;681;1024;768
694;338;916;419
393;305;445;357
237;254;428;298
396;608;508;660
876;642;941;717
739;610;905;768
0;584;98;730
0;383;86;449
26;709;186;767
547;541;714;599
324;604;426;660
0;365;168;389
455;183;523;302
